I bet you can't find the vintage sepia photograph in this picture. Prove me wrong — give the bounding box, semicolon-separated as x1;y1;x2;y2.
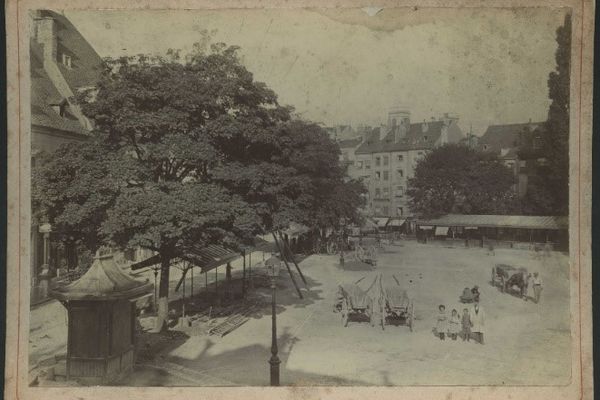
4;2;593;397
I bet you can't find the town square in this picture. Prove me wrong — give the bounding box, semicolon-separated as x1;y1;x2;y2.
23;6;575;388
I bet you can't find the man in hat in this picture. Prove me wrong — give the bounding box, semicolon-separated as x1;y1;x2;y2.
470;300;485;344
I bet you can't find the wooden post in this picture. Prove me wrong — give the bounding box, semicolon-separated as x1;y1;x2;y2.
242;250;246;298
272;232;303;299
182;264;186;318
205;270;208;291
190;263;194;298
249;251;253;289
278;231;307;286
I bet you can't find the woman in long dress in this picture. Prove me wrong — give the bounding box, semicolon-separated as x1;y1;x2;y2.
436;305;448;340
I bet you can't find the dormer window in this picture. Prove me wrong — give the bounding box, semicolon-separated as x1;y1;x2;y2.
61;53;72;68
50;100;68;117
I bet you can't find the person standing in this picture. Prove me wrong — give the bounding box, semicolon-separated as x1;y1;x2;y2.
436;305;448;340
470;301;485;344
532;272;543;303
461;308;472;342
448;309;461;340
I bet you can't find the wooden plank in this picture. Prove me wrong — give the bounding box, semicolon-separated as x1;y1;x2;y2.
272;232;303;299
279;231;308;286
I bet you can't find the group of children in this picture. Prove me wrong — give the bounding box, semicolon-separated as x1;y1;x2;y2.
435;304;483;343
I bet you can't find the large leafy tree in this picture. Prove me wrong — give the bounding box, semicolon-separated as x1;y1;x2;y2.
539;13;571;215
407;144;518;218
34;42;364;330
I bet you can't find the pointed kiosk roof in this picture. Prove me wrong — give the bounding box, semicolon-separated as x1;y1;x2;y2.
52;253;153;301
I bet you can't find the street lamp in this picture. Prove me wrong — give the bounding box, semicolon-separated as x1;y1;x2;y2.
265;253;282;386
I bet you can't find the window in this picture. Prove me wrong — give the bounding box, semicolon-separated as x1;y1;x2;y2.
383;155;389;166
375;157;381;166
357;161;363;169
375;188;381;197
397;154;404;162
383;187;389;197
397;169;404;178
375;207;381;214
375;171;381;180
365;160;371;169
383;206;389;215
423;135;429;141
397;207;404;216
396;186;404;197
383;171;389;181
483;145;489;151
519;160;526;168
61;54;72;68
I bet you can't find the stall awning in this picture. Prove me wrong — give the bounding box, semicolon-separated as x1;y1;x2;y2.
130;244;241;274
417;214;568;230
389;218;406;227
281;223;310;238
374;217;390;227
419;225;434;230
435;226;449;236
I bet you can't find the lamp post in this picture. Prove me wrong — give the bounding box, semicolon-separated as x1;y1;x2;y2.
265;254;281;386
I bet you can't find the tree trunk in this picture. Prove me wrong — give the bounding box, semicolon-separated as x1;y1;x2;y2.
154;255;171;332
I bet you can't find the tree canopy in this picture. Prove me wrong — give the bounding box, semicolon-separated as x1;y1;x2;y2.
34;42;365;330
539;13;571;215
407;144;518;218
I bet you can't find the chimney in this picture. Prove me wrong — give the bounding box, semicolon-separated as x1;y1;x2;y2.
35;15;58;64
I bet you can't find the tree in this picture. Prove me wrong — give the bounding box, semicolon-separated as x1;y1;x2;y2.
407;144;518;218
35;44;288;331
540;13;571;215
35;42;365;331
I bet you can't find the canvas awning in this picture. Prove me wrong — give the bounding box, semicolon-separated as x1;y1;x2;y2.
435;226;449;236
388;218;406;227
374;217;390;227
419;225;434;230
360;218;378;232
281;223;310;238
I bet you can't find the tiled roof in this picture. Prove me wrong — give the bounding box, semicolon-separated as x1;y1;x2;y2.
355;121;445;154
39;10;105;89
479;122;544;152
30;10;104;136
337;137;363;148
417;214;568;230
52;254;153;301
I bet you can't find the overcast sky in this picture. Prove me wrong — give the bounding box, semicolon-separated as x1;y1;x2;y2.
65;8;567;135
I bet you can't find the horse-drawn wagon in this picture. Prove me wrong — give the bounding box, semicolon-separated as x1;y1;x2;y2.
491;264;528;295
379;275;414;331
334;282;376;327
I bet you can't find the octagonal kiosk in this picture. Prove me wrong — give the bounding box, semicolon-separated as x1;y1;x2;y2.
51;252;153;384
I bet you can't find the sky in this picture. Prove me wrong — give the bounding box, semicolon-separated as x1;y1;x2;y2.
65;7;568;136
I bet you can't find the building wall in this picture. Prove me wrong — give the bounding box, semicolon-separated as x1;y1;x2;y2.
354;149;426;217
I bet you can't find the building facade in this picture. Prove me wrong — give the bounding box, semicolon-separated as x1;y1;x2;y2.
30;10;104;303
478;121;545;198
352;107;465;222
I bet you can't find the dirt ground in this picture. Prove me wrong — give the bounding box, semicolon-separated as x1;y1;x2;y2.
29;240;571;386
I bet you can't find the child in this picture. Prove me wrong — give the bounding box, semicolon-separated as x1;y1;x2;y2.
436;305;447;340
461;308;472;342
448;309;460;340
